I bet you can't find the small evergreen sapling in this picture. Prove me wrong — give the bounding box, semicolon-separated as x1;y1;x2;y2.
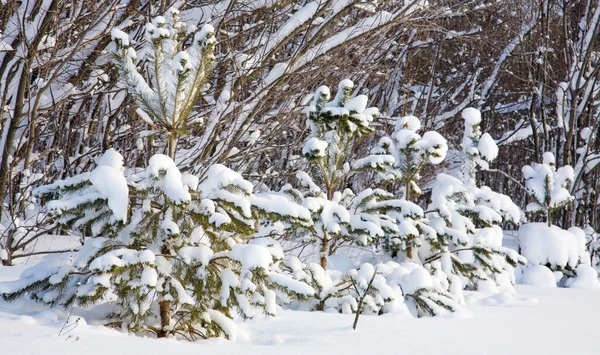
0;150;313;340
522;152;574;225
290;79;403;270
422;108;525;292
279;82;459;316
373;109;524;294
460;108;499;187
372;115;447;258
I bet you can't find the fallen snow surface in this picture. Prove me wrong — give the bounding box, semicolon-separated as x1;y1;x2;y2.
1;236;600;354
1;272;599;354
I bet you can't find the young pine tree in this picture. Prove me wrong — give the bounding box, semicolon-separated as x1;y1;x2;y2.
460;108;499;187
372;115;447;259
522;152;575;226
422;108;525;292
279;81;459;316
284;79;405;270
0;149;313;339
374;109;524;295
0;9;315;339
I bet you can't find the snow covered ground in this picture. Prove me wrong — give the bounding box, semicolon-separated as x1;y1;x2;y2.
1;264;599;354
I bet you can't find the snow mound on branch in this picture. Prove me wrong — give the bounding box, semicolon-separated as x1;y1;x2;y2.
402;266;434;294
179;245;213;266
147;154;191;204
303;137;328;158
230;244;272;271
462;107;481;125
419;131;448;164
344;95;368;113
110;28;130;46
477;133;498;162
521;265;556;287
395;115;421;132
96;148;124;170
519;223;583;269
89;163;129;222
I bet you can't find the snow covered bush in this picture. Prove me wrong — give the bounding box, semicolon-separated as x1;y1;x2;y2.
519;224;587;272
287;79;404;270
0;150;314;340
517;153;594;287
282;257;459;317
111;9;215;159
373;109;525;294
522;152;574;225
276;80;459;316
518;223;594;286
460;108;499;187
423;172;525;293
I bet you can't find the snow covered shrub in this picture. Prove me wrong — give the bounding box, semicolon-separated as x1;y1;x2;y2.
111;9;215;159
522;152;574;225
518;223;592;286
460;108;499;187
0;150;313;340
276;82;460;315
371;115;447;258
421;173;526;294
373;110;525;294
282;258;459;317
287;79;405;270
517;153;594;286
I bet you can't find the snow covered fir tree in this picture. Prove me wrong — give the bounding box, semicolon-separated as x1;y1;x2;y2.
276;79;460;316
0;13;315;340
0;148;316;339
0;0;599;350
519;153;599;288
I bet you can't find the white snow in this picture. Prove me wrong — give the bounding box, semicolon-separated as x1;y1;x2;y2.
89;164;129;222
477;133;499;162
519;223;584;269
521;265;557;287
146;154;191;203
140;267;158;287
95;148;124;170
110;28;130;47
302;138;328;158
344;95;368;113
178;245;214;266
395;115;421;132
565;265;600;289
2;276;599;354
230;244;273;271
462;107;481;125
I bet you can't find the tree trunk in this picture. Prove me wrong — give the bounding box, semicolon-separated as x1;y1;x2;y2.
156;299;170;338
320;234;329;270
167;133;177;159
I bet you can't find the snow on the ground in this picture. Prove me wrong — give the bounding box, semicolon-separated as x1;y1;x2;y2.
1;261;600;354
1;234;599;354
